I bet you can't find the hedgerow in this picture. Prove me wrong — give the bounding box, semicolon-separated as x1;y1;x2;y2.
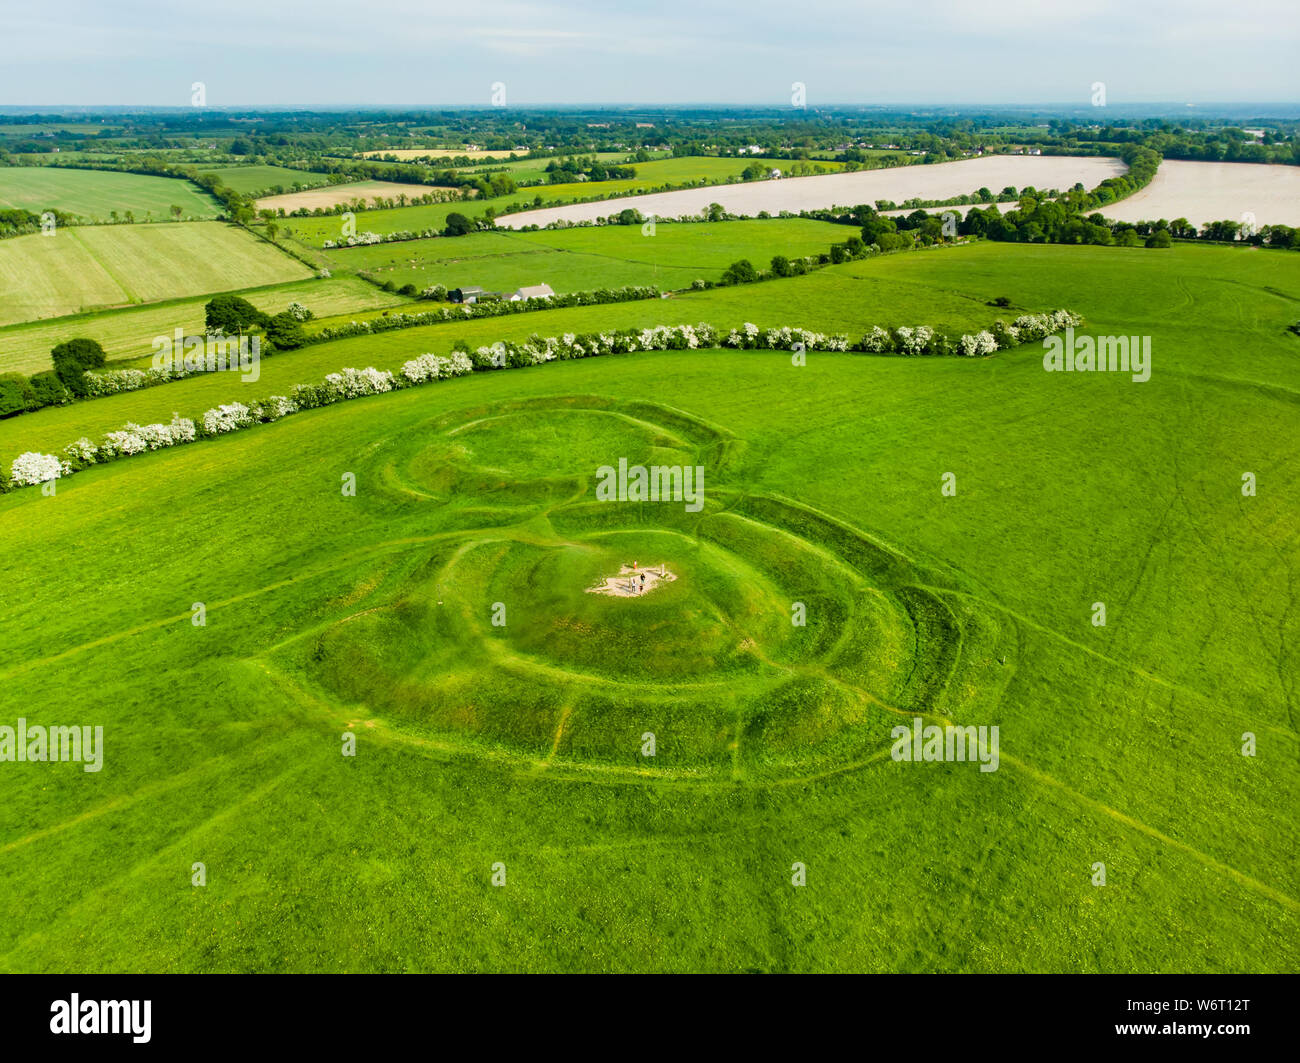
3;311;1081;492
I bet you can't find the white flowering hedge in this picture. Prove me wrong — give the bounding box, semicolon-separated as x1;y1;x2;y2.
60;286;666;409
201;403;255;435
312;285;663;343
10;451;67;486
85;365;196;397
958;331;999;357
321;367;395;398
400;351;474;384
4;310;1080;492
101;414;196;458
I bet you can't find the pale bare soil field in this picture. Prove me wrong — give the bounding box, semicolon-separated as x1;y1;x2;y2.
360;148;507;160
256;180;453;211
1096;160;1300;227
495;155;1127;227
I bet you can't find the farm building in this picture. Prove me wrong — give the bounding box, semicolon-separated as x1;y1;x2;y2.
449;286;485;304
510;283;555;302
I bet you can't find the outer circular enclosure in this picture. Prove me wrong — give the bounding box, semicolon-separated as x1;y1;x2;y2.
274;396;1014;782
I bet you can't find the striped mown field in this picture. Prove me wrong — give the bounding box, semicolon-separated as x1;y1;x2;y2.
0;167;218;222
0;222;314;327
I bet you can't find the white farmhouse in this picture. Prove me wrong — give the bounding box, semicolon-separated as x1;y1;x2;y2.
511;283;555;302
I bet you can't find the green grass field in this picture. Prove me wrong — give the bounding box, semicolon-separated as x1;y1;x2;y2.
0;124;116;135
0;241;1023;455
324;218;858;293
277;200;498;245
458;151;666;178
571;156;844;187
0;276;412;375
0;221;315;327
196;164;333;196
3;242;1285;459
0;167;219;222
0;240;1295;973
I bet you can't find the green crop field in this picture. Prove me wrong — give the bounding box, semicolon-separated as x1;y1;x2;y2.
324;218;860;293
5;241;1288;458
0;276;411;375
197;164;333;196
584;156;844;186
459;151;668;178
0;124;118;135
0;221;315;327
0;167;219;222
0;241;1031;456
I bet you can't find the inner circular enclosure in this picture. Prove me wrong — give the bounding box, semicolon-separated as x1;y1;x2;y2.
469;530;796;681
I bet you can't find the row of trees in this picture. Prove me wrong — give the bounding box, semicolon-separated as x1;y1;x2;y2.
0;338;106;418
544;155;636;183
0;207;75;238
203;294;313;349
0;297;321;421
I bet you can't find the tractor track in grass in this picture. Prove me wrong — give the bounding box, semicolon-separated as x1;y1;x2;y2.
918;583;1297;738
65;226;139;306
254;653;1300;915
0;729;312;857
1000;750;1300;915
0;760;314;968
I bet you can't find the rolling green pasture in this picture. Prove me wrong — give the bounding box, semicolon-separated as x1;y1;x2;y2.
5;242;1290;458
324;218;857;293
197;164;333;196
0;124;117;135
0;242;1017;455
580;156;843;187
0;276;412;375
0;167;218;222
0;240;1295;972
277;200;498;245
459;151;666;178
0;221;314;327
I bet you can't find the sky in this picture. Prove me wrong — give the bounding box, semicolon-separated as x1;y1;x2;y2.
1;0;1297;108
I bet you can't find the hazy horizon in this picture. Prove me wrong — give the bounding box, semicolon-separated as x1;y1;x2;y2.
4;0;1297;108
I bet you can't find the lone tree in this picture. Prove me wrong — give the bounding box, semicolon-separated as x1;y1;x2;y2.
444;212;475;237
205;294;269;335
50;338;108;398
721;259;758;285
264;312;307;351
